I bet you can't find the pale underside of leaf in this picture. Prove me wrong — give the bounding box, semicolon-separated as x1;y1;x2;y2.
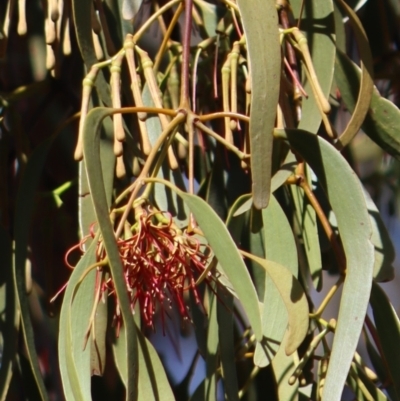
237;0;281;209
83;107;138;400
275;128;374;401
242;251;309;356
180;192;263;341
254;195;298;367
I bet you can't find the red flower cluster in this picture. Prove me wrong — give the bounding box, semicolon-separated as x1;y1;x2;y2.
97;207;212;331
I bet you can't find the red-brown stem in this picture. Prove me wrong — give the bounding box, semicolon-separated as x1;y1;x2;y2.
280;6;303;120
180;0;194;108
296;162;346;274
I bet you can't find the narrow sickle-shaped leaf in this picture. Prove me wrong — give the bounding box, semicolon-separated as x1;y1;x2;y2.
335;0;374;149
237;0;281;209
179;192;263;340
71;0;111;105
370;283;400;400
59;241;97;401
83;107;138;401
275;128;374;401
146;181;263;340
217;287;239;401
79;114;115;376
335;48;400;159
362;187;395;282
205;290;219;401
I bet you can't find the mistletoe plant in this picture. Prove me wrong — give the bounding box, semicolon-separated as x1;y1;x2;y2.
2;0;400;400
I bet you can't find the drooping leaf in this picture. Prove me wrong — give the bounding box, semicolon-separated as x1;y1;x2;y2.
71;0;111;105
83;107;138;400
362;187;395;282
271;331;299;401
333;2;346;53
270;151;297;193
246;208;266;299
58;242;97;401
334;0;374;149
370;283;400;400
228;193;252;221
275;128;374;401
194;0;219;38
217;287;239;401
335;49;400;158
230;151;297;219
254;194;298;366
242;251;309;356
179;192;262;340
113;322;175;401
79;114;115;376
237;0;281;209
205;290;219;401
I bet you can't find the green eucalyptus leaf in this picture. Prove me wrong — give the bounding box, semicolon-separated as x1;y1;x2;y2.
270;151;297;193
228;193;252;222
242;252;308;356
79;115;115;376
335;48;400;158
194;0;219;38
237;0;281;209
275;128;374;401
179;192;262;340
205;290;218;401
71;0;111;105
230;151;297;219
362;188;395;282
254;194;298;366
83;107;138;400
334;0;374;149
247;209;266;299
113;322;175;401
217;287;238;401
271;331;299;401
333;3;346;54
59;242;97;401
370;283;400;400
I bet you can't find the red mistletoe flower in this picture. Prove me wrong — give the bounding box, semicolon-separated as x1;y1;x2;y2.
67;205;213;333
